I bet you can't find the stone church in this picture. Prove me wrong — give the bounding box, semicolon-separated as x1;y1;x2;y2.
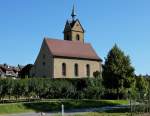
30;5;102;78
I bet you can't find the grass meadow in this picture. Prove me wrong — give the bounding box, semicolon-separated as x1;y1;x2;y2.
0;99;128;114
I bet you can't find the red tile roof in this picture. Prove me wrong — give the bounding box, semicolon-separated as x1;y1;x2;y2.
44;38;102;61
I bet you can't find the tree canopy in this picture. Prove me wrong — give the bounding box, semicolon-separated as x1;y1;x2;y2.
19;64;33;78
102;44;135;98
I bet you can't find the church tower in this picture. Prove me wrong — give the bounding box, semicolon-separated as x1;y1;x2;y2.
64;4;85;43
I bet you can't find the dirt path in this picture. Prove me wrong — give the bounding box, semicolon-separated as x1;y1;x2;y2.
0;105;129;116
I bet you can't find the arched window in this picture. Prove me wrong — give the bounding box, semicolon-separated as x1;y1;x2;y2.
62;63;66;76
86;64;90;77
76;34;80;40
74;63;78;76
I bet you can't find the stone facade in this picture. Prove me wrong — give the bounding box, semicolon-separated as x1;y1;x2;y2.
54;58;102;78
64;20;84;43
30;40;102;78
31;41;53;78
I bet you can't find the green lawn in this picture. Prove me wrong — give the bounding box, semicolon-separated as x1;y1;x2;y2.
68;112;129;116
0;99;129;114
54;112;129;116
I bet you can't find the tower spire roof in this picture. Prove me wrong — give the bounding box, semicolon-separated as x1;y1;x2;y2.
71;4;76;21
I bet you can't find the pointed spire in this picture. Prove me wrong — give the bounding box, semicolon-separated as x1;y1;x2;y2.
71;4;76;21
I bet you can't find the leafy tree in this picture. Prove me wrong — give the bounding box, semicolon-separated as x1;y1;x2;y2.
0;79;5;101
135;77;148;92
93;71;102;78
5;79;14;100
28;78;38;99
85;78;104;99
13;80;22;100
19;79;29;98
19;64;33;78
102;44;135;99
0;79;15;101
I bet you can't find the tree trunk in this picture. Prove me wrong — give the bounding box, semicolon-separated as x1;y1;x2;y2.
9;93;11;100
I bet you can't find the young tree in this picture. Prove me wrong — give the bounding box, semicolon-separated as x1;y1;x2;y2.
103;44;135;99
6;79;14;100
135;77;148;92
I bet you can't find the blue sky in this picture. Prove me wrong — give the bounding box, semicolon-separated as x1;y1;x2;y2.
0;0;150;75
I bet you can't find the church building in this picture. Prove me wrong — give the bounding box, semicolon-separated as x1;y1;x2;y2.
30;5;102;78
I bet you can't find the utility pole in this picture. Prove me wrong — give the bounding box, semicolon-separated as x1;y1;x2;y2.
62;104;64;116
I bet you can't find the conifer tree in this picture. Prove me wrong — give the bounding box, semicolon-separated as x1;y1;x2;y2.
103;44;135;99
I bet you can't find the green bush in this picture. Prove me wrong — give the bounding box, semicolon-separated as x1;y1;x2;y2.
0;78;104;101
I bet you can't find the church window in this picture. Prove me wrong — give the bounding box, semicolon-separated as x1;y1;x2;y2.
74;63;78;76
86;64;90;77
62;63;66;76
76;34;80;40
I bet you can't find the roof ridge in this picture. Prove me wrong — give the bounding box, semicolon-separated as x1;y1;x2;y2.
44;37;89;44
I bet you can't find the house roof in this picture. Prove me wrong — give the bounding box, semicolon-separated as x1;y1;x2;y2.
44;38;102;61
0;65;11;72
68;20;76;28
0;68;4;74
0;65;20;72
